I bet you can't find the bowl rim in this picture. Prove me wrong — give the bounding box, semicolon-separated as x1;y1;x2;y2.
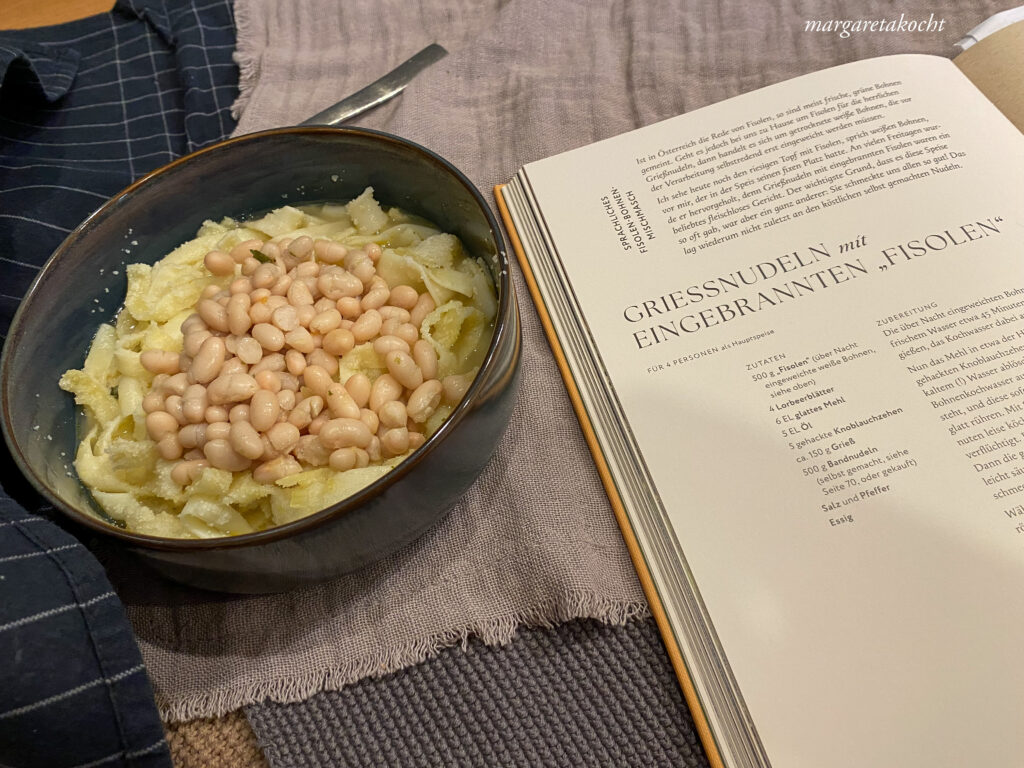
0;125;514;551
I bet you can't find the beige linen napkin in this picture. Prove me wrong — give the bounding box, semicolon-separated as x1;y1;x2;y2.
114;0;998;720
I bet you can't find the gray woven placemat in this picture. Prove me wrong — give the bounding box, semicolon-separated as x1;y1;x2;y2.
244;616;709;768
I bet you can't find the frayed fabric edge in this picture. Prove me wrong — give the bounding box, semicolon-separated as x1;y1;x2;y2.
156;593;649;722
229;0;261;124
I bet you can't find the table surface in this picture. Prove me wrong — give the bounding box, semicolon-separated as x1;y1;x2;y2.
1;0;114;30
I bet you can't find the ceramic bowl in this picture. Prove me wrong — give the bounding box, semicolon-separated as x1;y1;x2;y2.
0;127;520;593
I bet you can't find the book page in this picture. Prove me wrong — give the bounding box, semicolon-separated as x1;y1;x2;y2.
519;55;1024;767
955;20;1024;132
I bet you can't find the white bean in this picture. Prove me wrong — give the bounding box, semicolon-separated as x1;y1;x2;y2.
442;372;473;404
412;340;438;381
204;405;229;423
322;328;355;356
288;395;324;429
140;349;180;375
253;455;302;484
164;372;190;395
142;391;165;414
388;285;418;311
207;373;258;405
272;304;299;332
352;259;376;284
284;327;315;354
178;423;207;450
306;349;339;376
252;323;285;352
250;352;285;375
380;427;410;457
302;365;332;398
180;313;207;337
373;335;410;356
394;323;419;346
204;249;235;276
288;235;314;258
294;435;330;466
277;389;297;412
344;373;371;408
183;329;211;358
360;285;390;311
318;418;372;450
297;304;317;328
308;413;329;435
328;447;358;472
220;357;248;377
145;411;178;442
251;262;280;290
266;421;300;453
337;296;362;320
157;434;184;460
236;336;264;366
270;275;293;298
284;349;306;376
309;309;342;334
317;241;347;264
203;439;252;472
182;384;208;424
410;293;436;327
366;435;382;462
227;293;252;336
249;299;273;325
359;408;379;434
380;317;401;338
369;374;402;412
228;403;250;423
230;277;253;295
249;389;280;431
287;280;314;307
230;239;264;263
407;379;443;423
317;269;362;300
197;298;230;333
385;350;423;391
205;421;231;442
378;400;407;429
170;459;209;485
190;336;227;384
325;383;360;419
378;306;411;323
229;421;264;460
164;395;186;425
350;309;382;343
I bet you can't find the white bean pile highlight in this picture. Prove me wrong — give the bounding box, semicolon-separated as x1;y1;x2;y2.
138;235;473;486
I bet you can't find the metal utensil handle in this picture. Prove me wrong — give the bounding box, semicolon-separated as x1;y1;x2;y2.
300;43;448;127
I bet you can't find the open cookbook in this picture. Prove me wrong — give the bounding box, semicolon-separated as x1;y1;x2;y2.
497;21;1024;768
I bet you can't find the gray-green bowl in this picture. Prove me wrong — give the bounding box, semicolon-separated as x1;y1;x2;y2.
0;126;521;593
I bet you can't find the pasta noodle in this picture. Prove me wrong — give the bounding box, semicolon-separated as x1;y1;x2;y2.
60;189;495;539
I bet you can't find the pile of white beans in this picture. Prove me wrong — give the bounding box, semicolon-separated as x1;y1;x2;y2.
139;235;475;486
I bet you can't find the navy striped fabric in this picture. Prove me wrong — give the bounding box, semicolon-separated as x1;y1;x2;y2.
0;0;237;341
0;2;237;765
